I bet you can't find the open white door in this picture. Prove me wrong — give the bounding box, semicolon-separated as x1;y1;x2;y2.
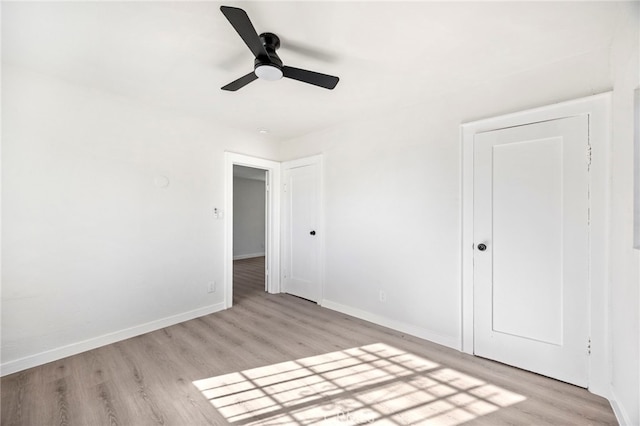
473;115;590;387
282;156;322;303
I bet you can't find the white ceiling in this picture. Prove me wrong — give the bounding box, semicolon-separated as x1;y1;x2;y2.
2;1;627;141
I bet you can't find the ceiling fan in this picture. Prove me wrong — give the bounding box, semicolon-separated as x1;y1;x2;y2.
219;6;339;91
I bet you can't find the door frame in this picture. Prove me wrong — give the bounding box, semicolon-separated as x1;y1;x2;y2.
224;152;281;309
282;154;325;303
460;93;611;397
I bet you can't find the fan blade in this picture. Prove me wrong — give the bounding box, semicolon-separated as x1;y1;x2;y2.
220;6;269;60
221;71;258;91
282;66;339;90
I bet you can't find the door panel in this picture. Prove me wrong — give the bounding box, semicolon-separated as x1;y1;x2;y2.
474;115;589;387
492;138;563;344
283;159;321;302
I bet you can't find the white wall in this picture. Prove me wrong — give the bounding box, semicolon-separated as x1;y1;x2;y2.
279;7;638;420
233;175;266;259
608;5;640;424
1;66;278;373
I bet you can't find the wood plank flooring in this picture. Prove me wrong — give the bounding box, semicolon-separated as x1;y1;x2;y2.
1;257;617;425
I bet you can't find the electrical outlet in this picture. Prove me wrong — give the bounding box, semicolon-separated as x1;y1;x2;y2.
379;290;387;303
208;281;216;293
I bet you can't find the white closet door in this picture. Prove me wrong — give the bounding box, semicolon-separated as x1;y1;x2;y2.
474;115;590;387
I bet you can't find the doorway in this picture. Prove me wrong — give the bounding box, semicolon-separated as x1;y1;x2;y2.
461;93;611;396
224;153;281;309
233;165;267;302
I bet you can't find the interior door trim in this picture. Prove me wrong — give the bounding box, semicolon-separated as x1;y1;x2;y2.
460;93;611;397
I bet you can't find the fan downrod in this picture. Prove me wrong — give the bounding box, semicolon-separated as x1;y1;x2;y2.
256;32;282;67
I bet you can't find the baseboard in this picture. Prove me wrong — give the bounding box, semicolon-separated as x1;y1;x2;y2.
233;252;265;260
0;302;226;377
321;299;460;350
609;390;633;426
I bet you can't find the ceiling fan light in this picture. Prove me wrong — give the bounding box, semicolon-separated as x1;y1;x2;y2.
255;64;283;81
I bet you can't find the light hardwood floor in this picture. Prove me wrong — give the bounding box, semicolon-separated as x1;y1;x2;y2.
2;257;617;425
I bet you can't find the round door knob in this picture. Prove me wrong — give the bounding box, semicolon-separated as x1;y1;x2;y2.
310;230;316;236
477;243;487;251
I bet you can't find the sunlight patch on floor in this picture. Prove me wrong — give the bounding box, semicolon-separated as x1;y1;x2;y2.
192;343;525;425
